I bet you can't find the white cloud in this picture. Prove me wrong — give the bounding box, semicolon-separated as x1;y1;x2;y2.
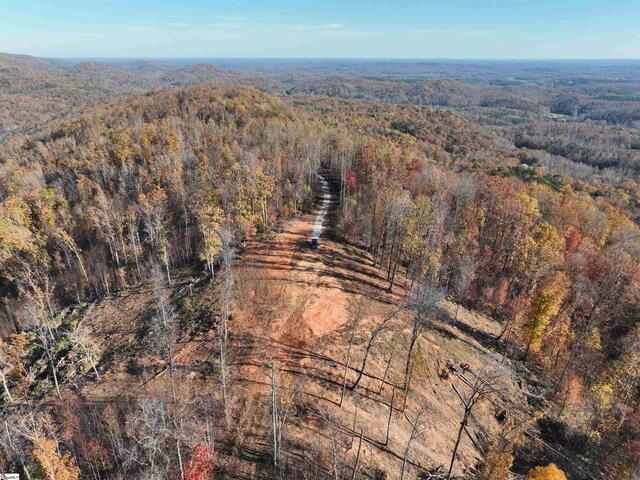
407;27;493;36
283;22;345;32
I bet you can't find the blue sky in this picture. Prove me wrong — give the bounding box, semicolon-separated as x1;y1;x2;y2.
1;0;639;59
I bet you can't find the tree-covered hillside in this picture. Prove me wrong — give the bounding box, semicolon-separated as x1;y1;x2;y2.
0;76;639;479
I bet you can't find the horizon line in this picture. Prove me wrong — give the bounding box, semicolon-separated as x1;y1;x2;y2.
3;52;640;62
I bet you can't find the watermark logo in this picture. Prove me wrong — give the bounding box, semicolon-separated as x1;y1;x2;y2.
0;474;19;480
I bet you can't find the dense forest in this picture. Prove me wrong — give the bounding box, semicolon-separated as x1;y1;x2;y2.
1;54;639;480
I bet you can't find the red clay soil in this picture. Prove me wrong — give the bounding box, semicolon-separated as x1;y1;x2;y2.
76;210;531;479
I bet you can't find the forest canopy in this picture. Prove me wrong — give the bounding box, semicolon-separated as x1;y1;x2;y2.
0;59;639;479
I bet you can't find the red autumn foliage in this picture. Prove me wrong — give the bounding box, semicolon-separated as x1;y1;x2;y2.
345;170;357;190
184;443;214;480
565;227;582;255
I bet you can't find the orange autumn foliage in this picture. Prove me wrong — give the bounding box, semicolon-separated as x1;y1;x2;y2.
32;435;80;480
528;463;568;480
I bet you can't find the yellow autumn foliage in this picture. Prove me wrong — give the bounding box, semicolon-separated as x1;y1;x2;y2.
32;435;80;480
527;463;567;480
522;271;570;353
590;383;614;411
0;196;37;262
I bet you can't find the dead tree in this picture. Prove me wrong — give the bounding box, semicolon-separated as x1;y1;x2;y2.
147;265;180;398
33;322;61;399
149;302;179;400
220;332;229;424
320;409;341;480
218;227;235;269
404;281;444;389
351;428;364;480
452;257;476;324
342;295;367;405
168;395;195;480
376;339;398;395
218;227;235;422
128;397;171;477
219;272;234;341
400;407;426;480
385;387;396;445
350;304;400;391
69;322;100;379
447;370;502;479
218;227;236;340
0;341;15;402
270;364;316;468
1;410;38;480
271;364;278;466
0;369;12;403
18;270;62;398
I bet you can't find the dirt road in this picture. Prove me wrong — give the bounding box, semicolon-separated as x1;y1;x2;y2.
227;185;527;477
79;179;527;478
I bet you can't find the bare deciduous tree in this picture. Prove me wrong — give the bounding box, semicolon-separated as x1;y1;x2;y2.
384;387;396;446
447;370;502;479
0;342;15;402
219;331;229;425
148;302;179;401
400;407;427;480
1;409;40;480
452;257;476;324
128;397;171;477
270;364;316;470
341;319;358;405
69;321;100;379
217;227;235;423
350;304;400;391
404;280;445;388
16;268;63;399
33;321;61;399
351;427;364;480
218;227;235;340
320;408;341;480
271;364;278;467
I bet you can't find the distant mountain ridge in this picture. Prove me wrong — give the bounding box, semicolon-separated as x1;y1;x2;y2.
3;52;640;141
0;52;254;139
